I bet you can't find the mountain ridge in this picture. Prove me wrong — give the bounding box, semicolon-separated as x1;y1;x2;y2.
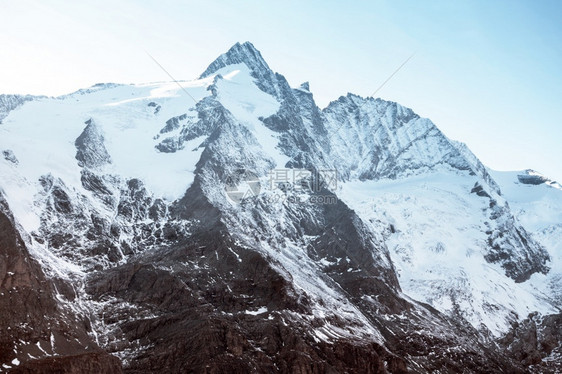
0;41;561;373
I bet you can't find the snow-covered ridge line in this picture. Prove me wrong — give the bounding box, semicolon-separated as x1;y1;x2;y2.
0;94;38;123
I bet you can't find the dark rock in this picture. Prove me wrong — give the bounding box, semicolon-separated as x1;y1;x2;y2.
52;186;72;214
501;313;562;372
160;113;187;134
75;118;112;168
0;193;122;372
147;101;161;115
155;137;183;153
12;352;122;373
518;173;549;185
471;182;491;198
2;149;18;165
148;199;167;221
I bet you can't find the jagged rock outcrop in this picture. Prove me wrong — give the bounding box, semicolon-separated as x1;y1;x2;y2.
517;169;562;189
75;118;112;169
501;313;562;372
0;193;122;372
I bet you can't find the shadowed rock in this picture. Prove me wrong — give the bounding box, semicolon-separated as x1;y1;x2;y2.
75;118;112;168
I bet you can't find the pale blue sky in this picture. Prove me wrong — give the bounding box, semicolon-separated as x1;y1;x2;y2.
1;0;560;182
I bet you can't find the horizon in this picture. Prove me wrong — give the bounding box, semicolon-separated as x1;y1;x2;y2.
1;0;560;183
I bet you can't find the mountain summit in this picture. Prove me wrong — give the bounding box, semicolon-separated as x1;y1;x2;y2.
200;41;270;78
200;41;285;99
0;42;561;373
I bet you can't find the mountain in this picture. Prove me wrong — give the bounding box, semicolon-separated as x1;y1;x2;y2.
0;41;561;373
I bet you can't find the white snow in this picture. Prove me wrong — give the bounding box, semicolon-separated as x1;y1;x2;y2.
490;170;562;232
339;170;557;336
0;81;210;235
36;341;49;355
227;247;242;263
490;169;562;306
211;64;289;168
245;306;268;315
50;332;55;352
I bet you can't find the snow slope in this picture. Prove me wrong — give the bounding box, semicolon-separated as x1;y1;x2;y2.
340;170;557;336
0;81;210;233
491;169;562;305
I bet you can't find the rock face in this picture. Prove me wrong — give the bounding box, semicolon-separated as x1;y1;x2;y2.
0;42;560;372
0;194;122;373
517;169;562;189
501;313;562;372
75;119;112;169
519;173;549;185
200;42;286;99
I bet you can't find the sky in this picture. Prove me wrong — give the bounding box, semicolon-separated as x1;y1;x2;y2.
1;0;561;183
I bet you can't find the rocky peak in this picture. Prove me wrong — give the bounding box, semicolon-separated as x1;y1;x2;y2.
200;42;289;99
200;41;272;79
75;118;112;169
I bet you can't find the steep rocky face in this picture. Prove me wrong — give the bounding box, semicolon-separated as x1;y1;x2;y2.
501;313;562;372
482;202;550;282
323;95;472;181
0;194;122;372
0;42;560;373
75;118;112;169
81;169;521;373
83;217;401;373
465;180;550;283
200;42;286;100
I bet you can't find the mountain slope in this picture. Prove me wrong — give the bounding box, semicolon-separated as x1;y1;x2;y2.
0;41;560;373
0;192;122;372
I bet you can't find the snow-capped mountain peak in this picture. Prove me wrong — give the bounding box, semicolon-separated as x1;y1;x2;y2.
199;41;287;100
200;41;270;78
1;42;561;372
